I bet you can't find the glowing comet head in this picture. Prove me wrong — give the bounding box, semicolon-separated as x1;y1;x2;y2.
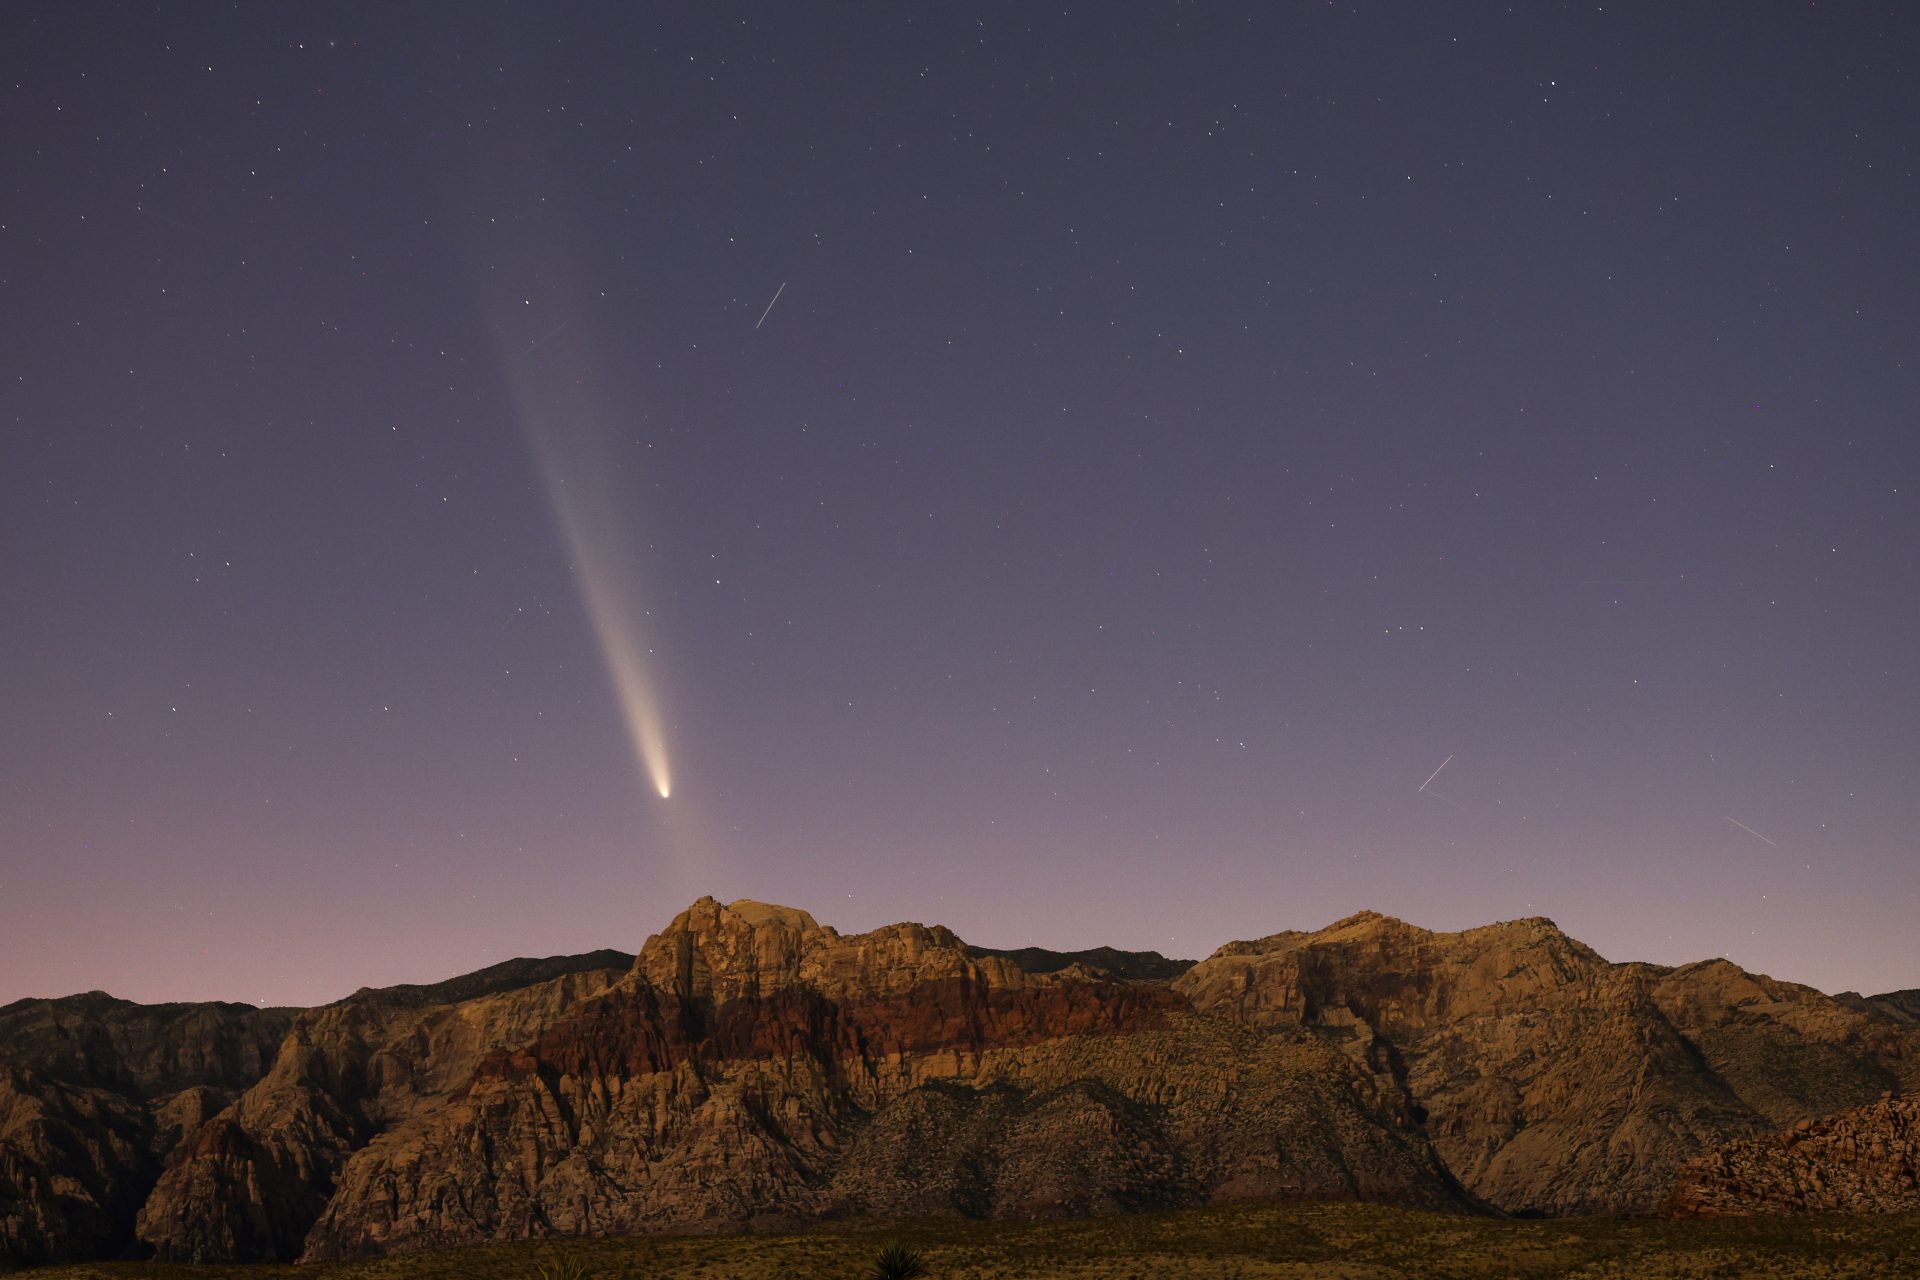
565;534;675;803
510;395;674;803
495;283;675;807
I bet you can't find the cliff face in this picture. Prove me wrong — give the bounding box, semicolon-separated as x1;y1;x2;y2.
0;995;296;1265
4;901;1916;1266
301;900;1454;1260
0;955;628;1266
1668;1094;1920;1216
0;1065;153;1264
0;993;294;1106
1838;988;1920;1028
1173;911;1916;1217
133;963;629;1262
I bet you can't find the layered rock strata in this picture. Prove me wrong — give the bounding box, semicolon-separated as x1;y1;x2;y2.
5;899;1918;1266
302;900;1455;1259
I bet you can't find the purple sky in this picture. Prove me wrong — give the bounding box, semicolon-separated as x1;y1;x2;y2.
4;2;1917;1008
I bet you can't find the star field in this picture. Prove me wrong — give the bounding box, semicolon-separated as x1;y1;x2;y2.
2;2;1917;1006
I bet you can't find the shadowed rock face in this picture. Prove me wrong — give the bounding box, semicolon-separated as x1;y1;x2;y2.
1837;988;1920;1028
1668;1094;1920;1216
0;1065;153;1264
0;994;295;1106
4;899;1917;1265
0;954;629;1266
0;996;297;1265
133;963;629;1262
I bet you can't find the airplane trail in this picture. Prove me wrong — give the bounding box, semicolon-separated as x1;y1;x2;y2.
754;281;787;330
1726;817;1778;846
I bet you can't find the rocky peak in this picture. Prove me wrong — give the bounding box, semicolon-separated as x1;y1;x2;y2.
631;897;1026;1006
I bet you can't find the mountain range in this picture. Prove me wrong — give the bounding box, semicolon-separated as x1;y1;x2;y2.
2;898;1916;1265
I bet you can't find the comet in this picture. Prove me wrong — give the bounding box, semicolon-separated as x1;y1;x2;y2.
557;516;674;800
502;324;674;802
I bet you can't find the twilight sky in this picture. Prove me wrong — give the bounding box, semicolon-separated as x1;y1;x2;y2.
4;2;1917;1007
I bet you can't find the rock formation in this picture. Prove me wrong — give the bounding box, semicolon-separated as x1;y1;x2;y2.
300;900;1454;1260
3;901;1917;1266
1172;912;1919;1216
0;954;626;1265
1668;1093;1920;1216
1838;988;1920;1028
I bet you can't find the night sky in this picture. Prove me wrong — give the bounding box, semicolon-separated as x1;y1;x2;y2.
5;3;1918;1008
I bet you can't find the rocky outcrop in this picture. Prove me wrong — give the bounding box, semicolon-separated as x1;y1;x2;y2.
0;954;629;1266
1668;1093;1920;1216
0;995;295;1266
0;1066;153;1265
299;900;1457;1259
0;994;294;1105
133;962;628;1262
967;944;1194;982
1173;911;1917;1216
6;900;1917;1265
1838;988;1920;1028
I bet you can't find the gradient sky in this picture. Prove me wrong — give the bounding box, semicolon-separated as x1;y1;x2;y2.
5;2;1917;1008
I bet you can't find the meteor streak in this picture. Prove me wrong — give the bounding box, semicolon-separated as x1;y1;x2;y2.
1418;755;1454;792
1726;817;1776;846
754;281;786;330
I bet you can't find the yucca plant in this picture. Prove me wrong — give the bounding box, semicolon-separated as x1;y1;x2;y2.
532;1247;594;1280
866;1240;929;1280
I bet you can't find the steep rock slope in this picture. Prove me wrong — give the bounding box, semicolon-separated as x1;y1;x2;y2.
1174;911;1917;1215
1838;988;1920;1028
1668;1093;1920;1216
301;899;1459;1259
8;901;1916;1264
134;959;629;1262
0;1065;153;1264
0;995;296;1265
0;994;294;1104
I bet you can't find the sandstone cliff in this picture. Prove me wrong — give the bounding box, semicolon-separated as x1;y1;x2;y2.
0;994;296;1265
1173;911;1918;1216
0;955;627;1266
1838;988;1920;1028
133;960;629;1262
1668;1093;1920;1216
5;901;1917;1266
301;899;1457;1259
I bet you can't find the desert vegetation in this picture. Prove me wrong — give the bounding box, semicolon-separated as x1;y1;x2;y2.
21;1202;1920;1280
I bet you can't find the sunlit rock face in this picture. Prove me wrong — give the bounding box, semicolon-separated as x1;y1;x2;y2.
1174;911;1918;1216
4;900;1917;1265
302;898;1456;1260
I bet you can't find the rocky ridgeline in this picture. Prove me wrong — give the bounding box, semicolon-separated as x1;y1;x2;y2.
1668;1093;1920;1216
3;899;1917;1265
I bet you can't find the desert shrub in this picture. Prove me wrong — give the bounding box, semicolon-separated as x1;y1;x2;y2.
866;1240;930;1279
532;1246;594;1280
